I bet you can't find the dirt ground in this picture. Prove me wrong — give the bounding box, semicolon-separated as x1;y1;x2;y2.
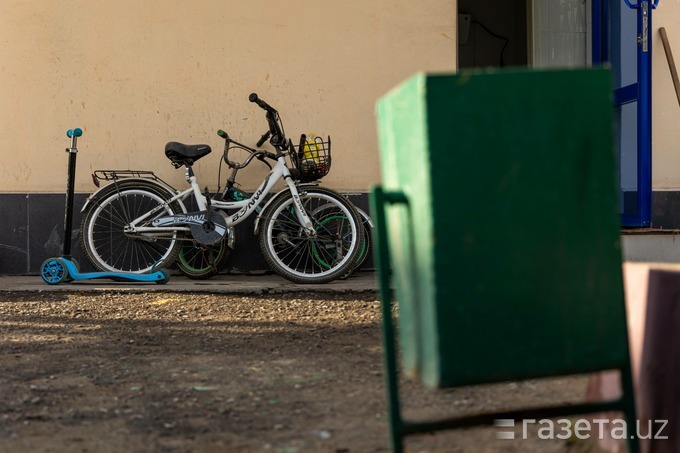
0;290;600;452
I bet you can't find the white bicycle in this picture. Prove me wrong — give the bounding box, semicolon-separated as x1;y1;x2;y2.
79;93;364;284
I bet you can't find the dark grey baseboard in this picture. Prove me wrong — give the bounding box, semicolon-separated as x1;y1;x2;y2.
0;192;372;275
652;191;680;229
9;190;680;275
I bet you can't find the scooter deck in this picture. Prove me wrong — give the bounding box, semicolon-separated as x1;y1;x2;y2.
41;258;170;285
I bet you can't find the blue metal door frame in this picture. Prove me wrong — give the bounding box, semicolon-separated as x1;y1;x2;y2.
592;0;609;65
593;0;656;227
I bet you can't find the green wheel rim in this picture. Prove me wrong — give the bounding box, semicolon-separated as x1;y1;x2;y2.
178;242;225;273
311;214;366;269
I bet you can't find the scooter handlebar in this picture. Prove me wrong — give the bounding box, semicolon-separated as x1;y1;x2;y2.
67;128;83;138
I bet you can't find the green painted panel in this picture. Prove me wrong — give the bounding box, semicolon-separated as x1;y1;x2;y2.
376;69;629;388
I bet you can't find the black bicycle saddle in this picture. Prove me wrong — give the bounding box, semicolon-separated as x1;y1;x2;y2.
165;142;212;167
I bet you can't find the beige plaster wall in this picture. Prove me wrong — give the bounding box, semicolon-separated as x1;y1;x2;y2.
654;1;680;189
0;0;456;193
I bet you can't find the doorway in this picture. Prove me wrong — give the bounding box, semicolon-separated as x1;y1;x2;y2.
457;0;591;70
457;0;651;227
457;0;528;69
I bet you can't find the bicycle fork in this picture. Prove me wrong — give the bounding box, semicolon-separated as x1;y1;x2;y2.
283;177;316;236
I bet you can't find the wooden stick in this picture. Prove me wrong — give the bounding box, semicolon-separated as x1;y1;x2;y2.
659;27;680;109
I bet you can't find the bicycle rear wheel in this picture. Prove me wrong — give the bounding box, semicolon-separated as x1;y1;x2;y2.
176;235;232;279
80;180;183;273
352;210;373;272
259;186;363;284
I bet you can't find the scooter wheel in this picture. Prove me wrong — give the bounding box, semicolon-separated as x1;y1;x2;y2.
41;258;70;285
155;269;171;285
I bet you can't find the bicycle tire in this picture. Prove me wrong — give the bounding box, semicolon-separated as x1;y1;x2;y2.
176;233;232;280
352;213;373;272
80;180;183;273
259;186;363;284
307;195;372;278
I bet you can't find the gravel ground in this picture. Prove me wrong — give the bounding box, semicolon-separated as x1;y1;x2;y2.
0;290;599;452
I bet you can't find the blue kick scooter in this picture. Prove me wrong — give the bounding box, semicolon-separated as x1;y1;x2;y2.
40;128;170;285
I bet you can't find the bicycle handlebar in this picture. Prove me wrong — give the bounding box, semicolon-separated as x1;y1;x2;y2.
218;128;278;170
249;93;276;113
258;151;278;161
230;148;277;170
249;93;287;149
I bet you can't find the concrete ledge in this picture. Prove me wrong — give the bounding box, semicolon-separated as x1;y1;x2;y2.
0;271;379;295
621;228;680;235
621;234;680;263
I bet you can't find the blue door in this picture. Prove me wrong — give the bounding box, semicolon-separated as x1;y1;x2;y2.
597;0;657;227
530;0;654;226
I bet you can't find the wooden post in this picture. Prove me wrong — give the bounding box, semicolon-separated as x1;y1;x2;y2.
659;27;680;109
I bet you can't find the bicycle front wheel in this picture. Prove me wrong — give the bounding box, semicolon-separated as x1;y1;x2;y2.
259;186;363;284
80;180;183;273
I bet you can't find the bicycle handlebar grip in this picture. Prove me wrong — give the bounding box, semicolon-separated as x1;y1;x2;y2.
67;128;83;138
298;133;307;153
217;129;229;139
249;92;275;112
256;131;271;147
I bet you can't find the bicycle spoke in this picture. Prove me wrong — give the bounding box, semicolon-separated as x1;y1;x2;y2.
260;188;361;283
83;184;181;273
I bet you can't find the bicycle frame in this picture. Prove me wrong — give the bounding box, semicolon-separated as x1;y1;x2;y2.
125;155;315;237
